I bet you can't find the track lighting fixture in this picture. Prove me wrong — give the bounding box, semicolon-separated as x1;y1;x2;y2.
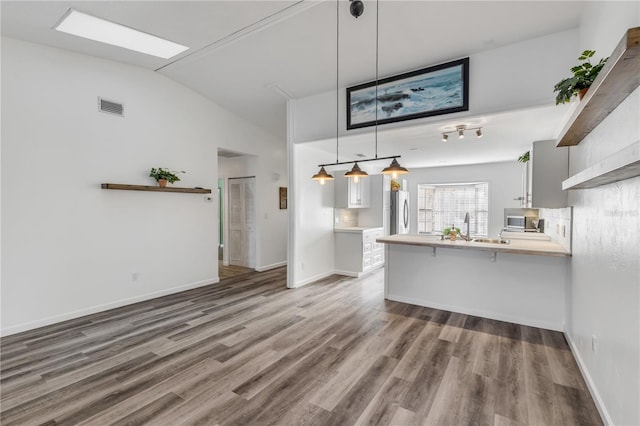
441;124;484;141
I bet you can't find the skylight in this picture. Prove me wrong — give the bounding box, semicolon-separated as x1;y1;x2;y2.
54;9;189;59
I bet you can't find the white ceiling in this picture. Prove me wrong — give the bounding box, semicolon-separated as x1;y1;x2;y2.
1;0;585;167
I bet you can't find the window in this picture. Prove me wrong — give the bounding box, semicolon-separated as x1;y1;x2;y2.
417;182;489;236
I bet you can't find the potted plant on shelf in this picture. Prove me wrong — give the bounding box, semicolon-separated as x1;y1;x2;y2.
149;168;185;187
553;50;608;105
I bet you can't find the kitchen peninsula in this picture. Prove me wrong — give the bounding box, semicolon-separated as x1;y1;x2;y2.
377;234;570;331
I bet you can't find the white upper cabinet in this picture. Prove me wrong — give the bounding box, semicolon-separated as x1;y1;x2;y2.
335;176;371;209
527;140;569;208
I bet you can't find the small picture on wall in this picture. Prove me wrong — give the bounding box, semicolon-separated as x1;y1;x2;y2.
279;187;287;210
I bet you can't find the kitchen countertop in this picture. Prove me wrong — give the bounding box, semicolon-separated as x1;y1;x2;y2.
376;234;571;257
334;226;383;233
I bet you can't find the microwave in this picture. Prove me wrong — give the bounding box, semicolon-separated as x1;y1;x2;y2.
506;215;526;229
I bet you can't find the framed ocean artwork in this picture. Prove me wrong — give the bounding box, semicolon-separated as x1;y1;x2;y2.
347;57;469;130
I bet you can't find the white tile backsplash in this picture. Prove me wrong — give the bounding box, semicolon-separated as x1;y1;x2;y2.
335;208;358;228
539;207;573;251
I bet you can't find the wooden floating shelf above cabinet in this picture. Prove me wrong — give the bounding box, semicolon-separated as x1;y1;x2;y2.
101;183;212;194
556;27;640;147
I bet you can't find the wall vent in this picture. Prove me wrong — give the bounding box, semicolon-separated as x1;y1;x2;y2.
98;97;124;117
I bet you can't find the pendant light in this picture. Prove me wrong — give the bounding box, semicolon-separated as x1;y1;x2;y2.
313;0;407;182
373;0;409;179
311;166;333;185
344;162;368;183
381;158;408;178
311;0;341;185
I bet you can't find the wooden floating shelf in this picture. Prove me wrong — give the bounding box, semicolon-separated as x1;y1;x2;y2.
556;27;640;147
101;183;212;194
562;140;640;190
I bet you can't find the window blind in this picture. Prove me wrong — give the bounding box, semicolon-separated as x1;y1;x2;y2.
417;182;489;236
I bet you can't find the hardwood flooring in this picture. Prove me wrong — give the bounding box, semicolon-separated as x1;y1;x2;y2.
218;262;254;280
0;267;602;425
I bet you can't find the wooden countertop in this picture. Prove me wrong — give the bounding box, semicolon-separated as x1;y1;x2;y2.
376;234;571;257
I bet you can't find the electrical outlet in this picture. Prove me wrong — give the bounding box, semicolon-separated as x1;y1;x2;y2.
592;334;598;354
132;272;139;282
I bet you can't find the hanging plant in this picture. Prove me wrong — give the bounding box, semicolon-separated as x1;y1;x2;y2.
517;151;530;163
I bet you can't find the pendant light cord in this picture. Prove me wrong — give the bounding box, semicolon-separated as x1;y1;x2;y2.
374;0;379;159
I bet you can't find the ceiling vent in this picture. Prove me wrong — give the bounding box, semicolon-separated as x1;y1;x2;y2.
98;97;124;117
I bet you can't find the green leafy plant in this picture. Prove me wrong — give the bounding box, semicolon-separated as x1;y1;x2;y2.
149;167;185;184
518;151;530;163
553;50;608;105
443;227;461;236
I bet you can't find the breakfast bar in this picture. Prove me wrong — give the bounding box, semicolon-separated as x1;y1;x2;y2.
376;234;571;331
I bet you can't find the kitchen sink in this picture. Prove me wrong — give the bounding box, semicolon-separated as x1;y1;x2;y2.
471;238;510;245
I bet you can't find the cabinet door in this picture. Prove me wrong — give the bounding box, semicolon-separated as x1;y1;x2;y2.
530;140;568;208
334;175;371;209
348;178;370;208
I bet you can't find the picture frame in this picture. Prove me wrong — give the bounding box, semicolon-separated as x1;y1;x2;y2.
346;57;469;130
279;187;287;210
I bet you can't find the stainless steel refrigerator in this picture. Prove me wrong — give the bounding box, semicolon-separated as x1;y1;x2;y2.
390;191;410;235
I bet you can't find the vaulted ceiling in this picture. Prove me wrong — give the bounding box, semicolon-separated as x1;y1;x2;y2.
1;1;586;165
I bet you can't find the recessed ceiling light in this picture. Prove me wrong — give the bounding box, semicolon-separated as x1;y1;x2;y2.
53;9;189;59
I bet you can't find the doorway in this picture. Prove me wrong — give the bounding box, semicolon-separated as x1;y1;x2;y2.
218;149;257;279
228;176;256;268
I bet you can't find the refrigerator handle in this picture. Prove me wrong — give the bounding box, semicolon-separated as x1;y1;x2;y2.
403;199;409;229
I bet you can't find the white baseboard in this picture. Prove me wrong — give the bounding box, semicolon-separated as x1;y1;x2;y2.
1;278;219;337
386;293;563;331
564;333;612;425
255;261;287;272
294;270;336;288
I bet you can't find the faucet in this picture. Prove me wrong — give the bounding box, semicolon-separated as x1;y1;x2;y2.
461;212;471;241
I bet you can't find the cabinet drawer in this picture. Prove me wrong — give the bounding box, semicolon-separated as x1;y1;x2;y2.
372;253;384;266
363;256;372;270
371;242;384;252
363;242;372;254
363;229;384;243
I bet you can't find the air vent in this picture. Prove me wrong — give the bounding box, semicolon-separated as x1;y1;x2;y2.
98;97;124;117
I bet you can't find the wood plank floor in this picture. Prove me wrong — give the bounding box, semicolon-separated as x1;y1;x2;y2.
0;267;602;426
218;261;254;280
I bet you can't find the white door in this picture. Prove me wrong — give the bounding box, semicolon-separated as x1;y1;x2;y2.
228;177;256;268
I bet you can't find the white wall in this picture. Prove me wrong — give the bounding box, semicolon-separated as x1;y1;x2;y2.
404;161;523;237
1;37;286;335
565;3;640;425
291;143;336;287
293;29;578;143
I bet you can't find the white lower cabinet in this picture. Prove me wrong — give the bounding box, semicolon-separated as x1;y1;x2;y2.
335;227;384;276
